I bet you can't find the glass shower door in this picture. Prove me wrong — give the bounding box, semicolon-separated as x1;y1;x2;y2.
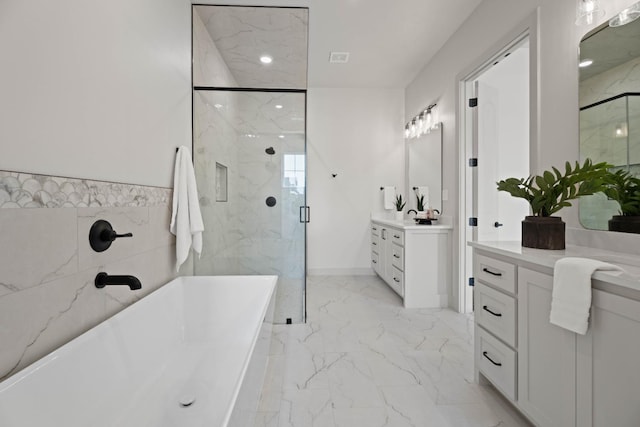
193;89;306;324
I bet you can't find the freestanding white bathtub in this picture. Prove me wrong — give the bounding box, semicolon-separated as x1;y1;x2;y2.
0;275;277;427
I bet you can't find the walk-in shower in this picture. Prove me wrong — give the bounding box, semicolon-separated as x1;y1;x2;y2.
580;93;640;229
192;5;309;323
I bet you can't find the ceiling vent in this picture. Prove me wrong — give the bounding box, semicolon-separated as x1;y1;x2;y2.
329;52;350;63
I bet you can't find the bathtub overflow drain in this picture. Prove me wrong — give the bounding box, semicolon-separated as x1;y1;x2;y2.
178;394;196;408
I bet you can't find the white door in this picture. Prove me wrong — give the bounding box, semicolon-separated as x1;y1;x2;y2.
474;44;530;243
463;39;530;313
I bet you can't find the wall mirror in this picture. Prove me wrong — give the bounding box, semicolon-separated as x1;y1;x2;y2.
579;4;640;231
408;124;443;214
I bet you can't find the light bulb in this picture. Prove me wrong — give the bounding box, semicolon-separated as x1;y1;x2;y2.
609;2;640;27
425;109;433;132
404;124;411;139
260;55;273;64
576;0;605;26
417;113;424;135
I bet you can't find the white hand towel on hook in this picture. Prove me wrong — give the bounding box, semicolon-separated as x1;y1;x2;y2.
550;257;623;334
170;146;205;272
382;186;396;210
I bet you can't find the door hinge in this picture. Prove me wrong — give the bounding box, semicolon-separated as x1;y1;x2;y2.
468;277;475;287
469;97;478;108
468;158;478;167
469;217;478;227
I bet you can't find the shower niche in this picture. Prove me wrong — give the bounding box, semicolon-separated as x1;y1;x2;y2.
192;5;309;323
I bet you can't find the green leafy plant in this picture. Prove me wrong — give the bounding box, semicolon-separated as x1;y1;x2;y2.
496;159;611;217
394;194;406;211
603;169;640;216
416;194;426;211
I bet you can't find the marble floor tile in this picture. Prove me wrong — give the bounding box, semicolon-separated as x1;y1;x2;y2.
325;352;385;409
279;388;334;427
254;411;280;427
254;275;531;427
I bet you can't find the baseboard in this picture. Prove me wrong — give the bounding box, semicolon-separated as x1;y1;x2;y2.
307;268;375;276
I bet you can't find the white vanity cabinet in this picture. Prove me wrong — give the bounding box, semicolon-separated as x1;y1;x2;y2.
576;289;640;427
517;267;576;426
473;254;518;402
371;219;451;308
471;242;640;427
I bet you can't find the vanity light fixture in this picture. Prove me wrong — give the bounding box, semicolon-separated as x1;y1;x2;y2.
404;104;438;139
260;55;273;64
576;0;605;26
609;1;640;27
579;59;593;67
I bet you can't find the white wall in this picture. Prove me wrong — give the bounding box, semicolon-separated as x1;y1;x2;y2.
307;88;405;275
0;0;191;187
405;0;640;304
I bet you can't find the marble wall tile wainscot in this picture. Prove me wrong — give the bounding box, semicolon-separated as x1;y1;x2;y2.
0;170;176;381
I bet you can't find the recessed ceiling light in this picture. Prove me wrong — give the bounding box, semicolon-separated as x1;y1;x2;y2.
260;55;273;64
275;104;283;109
278;135;285;139
579;59;593;67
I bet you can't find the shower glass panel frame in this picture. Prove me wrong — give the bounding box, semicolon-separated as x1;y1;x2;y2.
579;93;640;230
192;87;307;324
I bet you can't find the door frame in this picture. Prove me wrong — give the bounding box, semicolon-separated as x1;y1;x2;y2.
454;10;540;313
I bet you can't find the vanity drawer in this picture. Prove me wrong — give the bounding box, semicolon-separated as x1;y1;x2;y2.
371;224;380;236
389;266;404;297
391;229;404;246
371;251;380;270
475;282;516;347
475;254;516;294
391;243;404;271
477;326;517;401
371;233;380;253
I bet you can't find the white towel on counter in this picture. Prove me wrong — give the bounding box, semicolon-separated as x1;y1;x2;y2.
550;257;623;335
382;186;395;210
415;186;429;208
170;146;204;272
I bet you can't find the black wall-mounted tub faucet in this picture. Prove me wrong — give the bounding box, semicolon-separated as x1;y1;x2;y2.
95;272;142;290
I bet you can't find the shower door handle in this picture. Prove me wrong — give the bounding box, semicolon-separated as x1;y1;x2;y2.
299;206;310;223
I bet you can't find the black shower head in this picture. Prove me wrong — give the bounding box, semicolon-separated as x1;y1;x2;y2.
265;147;275;155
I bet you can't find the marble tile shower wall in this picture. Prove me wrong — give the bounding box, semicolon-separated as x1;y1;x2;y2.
0;171;177;381
195;90;241;274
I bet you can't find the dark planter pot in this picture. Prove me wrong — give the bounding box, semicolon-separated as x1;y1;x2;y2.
608;215;640;234
521;216;565;250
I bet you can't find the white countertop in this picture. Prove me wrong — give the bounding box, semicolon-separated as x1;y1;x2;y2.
469;240;640;295
371;217;453;231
